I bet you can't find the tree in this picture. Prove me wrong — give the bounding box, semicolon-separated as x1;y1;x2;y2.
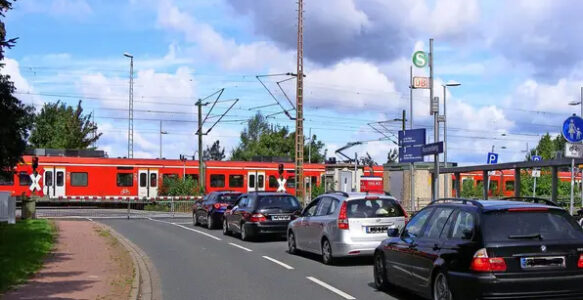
203;140;226;161
29;100;101;149
527;133;565;160
386;148;398;163
231;112;326;162
0;1;34;179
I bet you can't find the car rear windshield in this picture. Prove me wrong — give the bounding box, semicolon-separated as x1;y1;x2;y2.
257;195;300;210
482;209;583;242
346;198;404;218
218;193;241;204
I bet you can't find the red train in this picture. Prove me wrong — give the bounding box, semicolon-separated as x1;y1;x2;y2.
0;155;327;199
453;170;579;197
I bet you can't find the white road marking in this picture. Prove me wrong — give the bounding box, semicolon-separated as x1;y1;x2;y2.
228;242;253;252
262;256;294;270
147;218;222;241
306;276;356;300
173;222;192;225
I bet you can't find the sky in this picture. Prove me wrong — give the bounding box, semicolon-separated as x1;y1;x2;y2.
2;0;583;165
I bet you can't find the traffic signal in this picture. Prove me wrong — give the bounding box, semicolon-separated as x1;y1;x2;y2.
278;163;284;175
32;156;39;171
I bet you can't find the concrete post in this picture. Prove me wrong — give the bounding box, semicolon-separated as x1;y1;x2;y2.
514;168;521;197
482;170;489;200
454;172;461;198
552;166;559;203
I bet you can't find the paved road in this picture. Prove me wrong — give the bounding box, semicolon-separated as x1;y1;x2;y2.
99;218;419;300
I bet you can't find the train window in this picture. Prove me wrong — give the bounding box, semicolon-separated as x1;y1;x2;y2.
185;174;199;185
71;172;88;187
229;175;244;188
505;180;514;191
258;175;264;188
150;173;157;187
489;180;498;192
249;174;255;188
117;173;133;187
0;173;13;185
56;171;64;187
140;173;147;187
210;174;225;188
311;176;317;185
19;172;32;186
269;175;278;188
476;180;483;186
286;176;296;188
45;171;53;186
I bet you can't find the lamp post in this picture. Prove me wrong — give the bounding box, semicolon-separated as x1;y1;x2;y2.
159;120;168;159
442;80;461;197
124;52;134;159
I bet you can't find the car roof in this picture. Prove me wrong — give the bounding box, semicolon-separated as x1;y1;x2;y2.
429;199;563;212
325;191;397;201
245;192;295;197
213;190;241;195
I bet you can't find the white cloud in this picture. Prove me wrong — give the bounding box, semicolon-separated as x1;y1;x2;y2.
1;58;43;107
19;0;92;19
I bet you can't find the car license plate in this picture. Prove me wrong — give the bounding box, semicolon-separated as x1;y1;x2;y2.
366;226;388;233
271;215;290;221
520;256;565;269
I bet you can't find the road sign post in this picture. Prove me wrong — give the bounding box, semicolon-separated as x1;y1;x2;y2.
565;142;583;215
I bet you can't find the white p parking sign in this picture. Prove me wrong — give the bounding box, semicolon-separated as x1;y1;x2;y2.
487;152;498;164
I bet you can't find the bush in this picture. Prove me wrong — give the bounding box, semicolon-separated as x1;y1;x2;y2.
159;177;201;196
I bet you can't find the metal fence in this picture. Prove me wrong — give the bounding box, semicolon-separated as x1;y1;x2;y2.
21;199;196;220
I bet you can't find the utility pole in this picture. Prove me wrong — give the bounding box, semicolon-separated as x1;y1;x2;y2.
308;127;312;164
196;100;205;192
295;0;305;203
533;149;538;197
409;65;415;211
124;53;134;158
429;38;439;201
159;121;167;159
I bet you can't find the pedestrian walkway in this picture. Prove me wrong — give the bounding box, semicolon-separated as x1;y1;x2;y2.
2;220;133;300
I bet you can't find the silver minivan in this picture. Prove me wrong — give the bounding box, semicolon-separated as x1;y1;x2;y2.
287;192;407;264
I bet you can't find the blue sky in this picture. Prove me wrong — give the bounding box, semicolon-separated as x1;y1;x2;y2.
3;0;583;165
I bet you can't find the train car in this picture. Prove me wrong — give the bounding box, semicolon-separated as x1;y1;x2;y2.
452;169;579;197
0;155;326;199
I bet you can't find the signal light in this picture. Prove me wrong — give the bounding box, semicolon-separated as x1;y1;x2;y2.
32;156;39;171
278;163;284;175
470;248;507;272
338;201;349;230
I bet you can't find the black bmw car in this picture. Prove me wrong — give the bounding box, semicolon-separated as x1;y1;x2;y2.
373;198;583;300
222;192;302;241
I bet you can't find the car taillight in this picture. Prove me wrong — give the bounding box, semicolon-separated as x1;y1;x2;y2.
470;248;507;272
250;213;266;222
338;201;349;230
507;207;548;212
214;203;221;209
578;254;583;269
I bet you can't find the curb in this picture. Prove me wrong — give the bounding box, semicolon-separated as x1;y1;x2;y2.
91;221;162;300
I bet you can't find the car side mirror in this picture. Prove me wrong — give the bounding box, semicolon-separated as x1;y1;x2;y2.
387;227;399;238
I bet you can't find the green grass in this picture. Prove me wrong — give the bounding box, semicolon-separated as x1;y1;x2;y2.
0;219;56;293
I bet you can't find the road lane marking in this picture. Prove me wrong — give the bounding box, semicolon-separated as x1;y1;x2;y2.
147;217;222;241
174;222;192;225
306;276;356;300
228;242;253;252
262;256;294;270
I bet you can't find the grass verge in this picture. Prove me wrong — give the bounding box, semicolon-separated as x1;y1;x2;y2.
0;219;56;293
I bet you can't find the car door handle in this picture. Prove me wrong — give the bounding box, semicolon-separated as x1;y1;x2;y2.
433;244;441;251
408;243;417;249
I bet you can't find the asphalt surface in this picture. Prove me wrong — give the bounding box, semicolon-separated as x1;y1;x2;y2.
99;217;419;300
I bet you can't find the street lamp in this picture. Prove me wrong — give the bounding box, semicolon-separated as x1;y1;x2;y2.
442;80;461;197
124;52;134;158
159;120;168;159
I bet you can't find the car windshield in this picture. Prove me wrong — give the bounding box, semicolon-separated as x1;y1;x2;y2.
218;193;240;204
346;198;404;218
257;195;300;210
482;209;583;242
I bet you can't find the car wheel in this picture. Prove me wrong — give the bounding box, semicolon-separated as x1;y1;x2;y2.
193;213;199;226
321;238;334;265
222;218;231;235
207;214;214;229
241;223;253;241
373;251;390;291
433;272;453;300
288;231;297;255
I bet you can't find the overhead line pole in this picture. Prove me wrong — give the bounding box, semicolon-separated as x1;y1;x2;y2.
430;38;438;201
295;0;305;203
409;65;415;211
196;100;206;192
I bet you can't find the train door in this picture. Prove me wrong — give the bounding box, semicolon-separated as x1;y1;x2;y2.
138;169;158;198
43;168;66;198
247;171;265;192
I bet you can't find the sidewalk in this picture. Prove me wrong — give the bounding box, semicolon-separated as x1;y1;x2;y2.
2;220;133;300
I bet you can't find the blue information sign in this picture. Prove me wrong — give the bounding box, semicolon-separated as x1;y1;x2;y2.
487;152;498;164
421;142;443;156
399;145;423;163
532;155;542;161
562;115;583;143
398;129;426;147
